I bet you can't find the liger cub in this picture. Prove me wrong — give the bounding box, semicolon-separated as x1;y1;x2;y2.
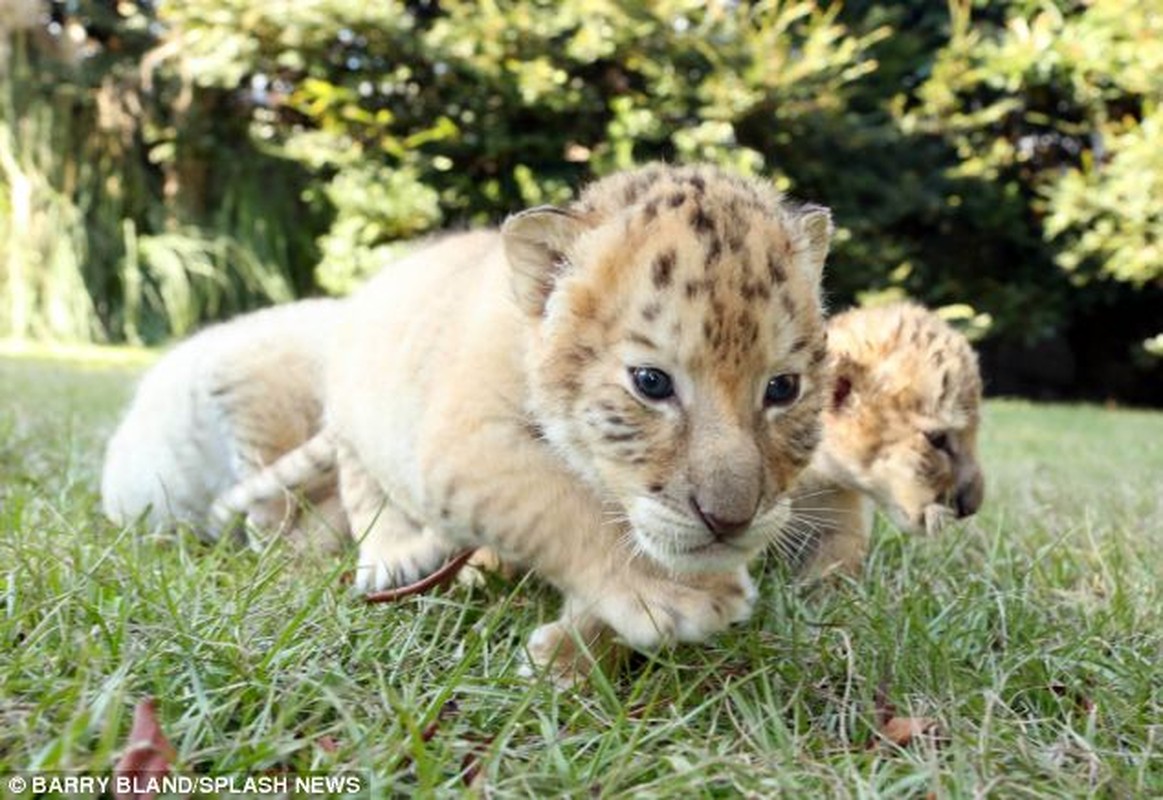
100;299;347;549
223;163;834;657
784;302;985;576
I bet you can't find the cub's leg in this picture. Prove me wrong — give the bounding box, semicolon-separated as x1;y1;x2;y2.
524;566;756;685
420;419;756;654
338;443;456;592
580;565;757;651
209;429;343;547
524;597;618;687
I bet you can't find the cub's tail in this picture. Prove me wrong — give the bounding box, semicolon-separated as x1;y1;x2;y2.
208;428;339;542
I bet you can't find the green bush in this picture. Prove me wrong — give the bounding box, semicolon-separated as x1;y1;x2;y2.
0;0;322;343
1;0;1159;398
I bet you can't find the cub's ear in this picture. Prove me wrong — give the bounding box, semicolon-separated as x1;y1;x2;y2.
790;204;832;285
829;352;862;413
501;206;584;315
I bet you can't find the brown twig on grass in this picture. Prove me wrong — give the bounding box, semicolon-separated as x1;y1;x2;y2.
361;550;476;604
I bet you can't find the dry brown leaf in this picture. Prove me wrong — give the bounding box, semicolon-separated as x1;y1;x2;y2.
878;715;946;748
113;697;177;800
869;681;948;750
1049;682;1098;716
460;735;493;789
420;700;461;743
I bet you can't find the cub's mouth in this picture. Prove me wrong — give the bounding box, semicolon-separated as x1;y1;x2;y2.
884;460;985;536
627;496;792;574
903;486;982;536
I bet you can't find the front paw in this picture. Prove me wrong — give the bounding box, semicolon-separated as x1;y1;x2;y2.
355;528;455;593
455;546;515;589
521;619;603;689
600;567;756;650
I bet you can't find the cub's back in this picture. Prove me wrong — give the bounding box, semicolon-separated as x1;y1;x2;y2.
327;230;511;487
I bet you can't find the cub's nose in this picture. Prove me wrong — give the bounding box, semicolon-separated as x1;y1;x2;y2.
691;497;752;540
954;476;984;518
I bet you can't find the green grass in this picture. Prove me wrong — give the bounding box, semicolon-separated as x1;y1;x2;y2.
1;352;1161;798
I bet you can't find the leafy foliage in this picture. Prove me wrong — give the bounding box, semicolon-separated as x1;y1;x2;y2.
1;0;1160;398
908;1;1163;285
0;0;321;342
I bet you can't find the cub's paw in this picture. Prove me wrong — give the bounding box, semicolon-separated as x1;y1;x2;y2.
521;615;615;689
601;567;757;650
354;528;455;593
455;546;512;589
520;621;591;689
922;503;955;537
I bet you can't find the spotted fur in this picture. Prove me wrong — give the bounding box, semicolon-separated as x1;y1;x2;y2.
781;302;985;576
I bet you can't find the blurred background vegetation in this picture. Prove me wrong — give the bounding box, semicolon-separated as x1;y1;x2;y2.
1;0;1160;402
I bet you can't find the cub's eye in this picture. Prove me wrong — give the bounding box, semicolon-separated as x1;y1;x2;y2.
926;431;951;453
630;367;674;401
764;374;800;408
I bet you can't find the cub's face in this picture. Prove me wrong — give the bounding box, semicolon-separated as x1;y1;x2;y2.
505;165;831;573
820;304;985;535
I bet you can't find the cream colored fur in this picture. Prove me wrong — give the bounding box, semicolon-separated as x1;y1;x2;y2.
305;164;832;661
100;299;347;548
784;302;985;576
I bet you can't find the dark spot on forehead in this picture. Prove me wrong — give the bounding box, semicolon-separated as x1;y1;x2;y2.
767;252;787;284
739;251;754;277
627;330;658;349
690;207;714;236
737;311;758;341
652;250;676;289
686;174;707;193
565;343;598;367
740;279;770;301
640;302;660;322
603;430;640;443
668;191;686;208
723;206;747;242
781;293;796;317
705;236;722;267
521;418;545;441
623;179;647;205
